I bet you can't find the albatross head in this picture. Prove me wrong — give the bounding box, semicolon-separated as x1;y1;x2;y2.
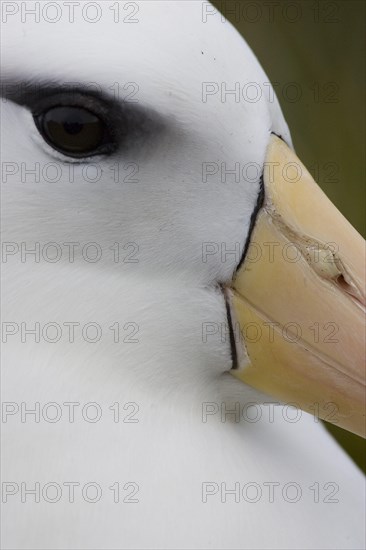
2;1;365;436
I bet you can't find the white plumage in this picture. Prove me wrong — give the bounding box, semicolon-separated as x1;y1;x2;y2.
1;2;364;549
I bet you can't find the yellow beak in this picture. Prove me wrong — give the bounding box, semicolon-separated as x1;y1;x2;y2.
228;135;366;437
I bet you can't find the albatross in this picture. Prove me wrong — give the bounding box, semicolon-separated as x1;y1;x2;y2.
1;1;365;549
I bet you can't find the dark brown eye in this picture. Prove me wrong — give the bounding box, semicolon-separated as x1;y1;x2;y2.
35;106;110;157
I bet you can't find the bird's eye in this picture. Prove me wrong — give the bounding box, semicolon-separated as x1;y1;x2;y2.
34;105;114;158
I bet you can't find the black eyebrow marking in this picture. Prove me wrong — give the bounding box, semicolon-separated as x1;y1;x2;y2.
1;77;169;153
1;78;122;109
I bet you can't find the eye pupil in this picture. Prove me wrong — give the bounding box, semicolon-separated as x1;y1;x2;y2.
38;106;106;156
63;120;84;135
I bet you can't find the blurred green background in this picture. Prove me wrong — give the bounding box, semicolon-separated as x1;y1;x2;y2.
212;0;365;472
